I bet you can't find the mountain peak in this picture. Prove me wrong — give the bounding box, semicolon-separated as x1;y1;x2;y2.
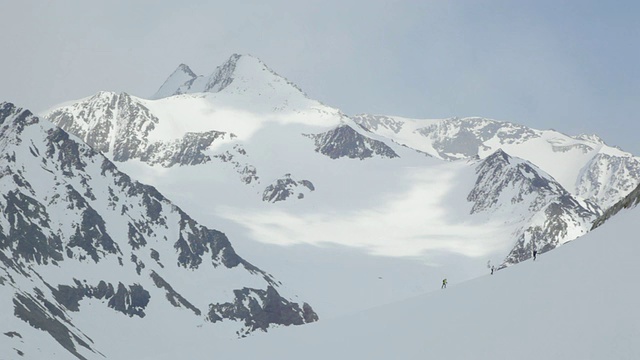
470;148;565;215
176;63;197;77
151;63;199;99
151;53;306;100
203;53;245;93
0;101;36;131
487;148;511;163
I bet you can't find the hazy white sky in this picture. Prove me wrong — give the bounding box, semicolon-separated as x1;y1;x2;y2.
1;1;639;153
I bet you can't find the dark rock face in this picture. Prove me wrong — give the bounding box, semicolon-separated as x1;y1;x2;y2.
149;271;201;316
54;280;150;317
173;214;243;269
469;150;601;266
67;188;120;263
109;283;150;317
1;190;64;265
262;174;315;202
13;292;93;360
208;286;319;337
306;124;399;160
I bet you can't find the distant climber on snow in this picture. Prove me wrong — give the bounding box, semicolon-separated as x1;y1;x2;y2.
441;278;447;289
533;249;538;261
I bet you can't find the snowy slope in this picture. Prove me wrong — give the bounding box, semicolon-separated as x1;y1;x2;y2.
5;165;635;359
0;102;317;359
209;199;640;360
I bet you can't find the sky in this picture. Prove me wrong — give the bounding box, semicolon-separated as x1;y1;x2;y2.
1;0;639;154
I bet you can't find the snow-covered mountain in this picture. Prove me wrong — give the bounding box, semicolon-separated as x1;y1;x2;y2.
0;102;316;358
353;114;640;210
44;53;639;322
150;53;306;101
2;52;637;358
469;149;600;265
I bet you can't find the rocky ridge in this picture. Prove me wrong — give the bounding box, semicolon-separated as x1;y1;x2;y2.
306;124;399;160
262;174;315;202
0;102;317;358
469;149;601;265
592;181;640;230
46;92;258;186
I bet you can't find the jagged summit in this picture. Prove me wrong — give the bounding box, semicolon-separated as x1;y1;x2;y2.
469;148;566;215
151;63;199;99
469;148;601;266
177;63;197;76
306;124;400;160
151;53;306;100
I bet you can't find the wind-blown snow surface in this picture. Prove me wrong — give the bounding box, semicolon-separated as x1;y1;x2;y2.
209;202;640;360
45;53;640;320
